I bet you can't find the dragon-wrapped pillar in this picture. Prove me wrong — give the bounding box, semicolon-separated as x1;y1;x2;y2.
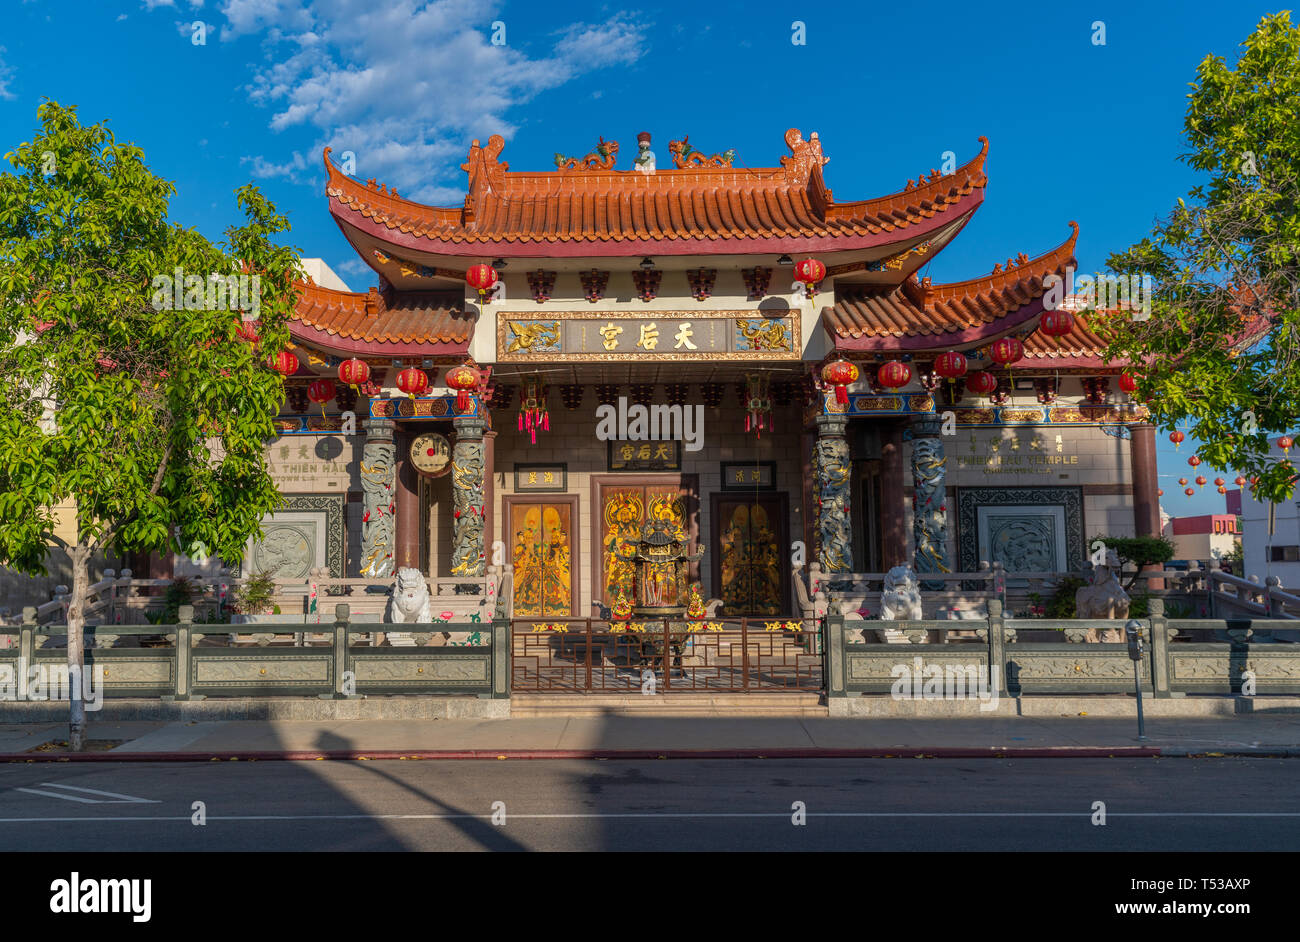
813;414;853;573
359;419;397;578
451;415;487;577
910;416;951;588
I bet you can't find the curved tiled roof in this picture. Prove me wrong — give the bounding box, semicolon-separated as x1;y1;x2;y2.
291;281;475;356
824;223;1078;351
322;130;989;256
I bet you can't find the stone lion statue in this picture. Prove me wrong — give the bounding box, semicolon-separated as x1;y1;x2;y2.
386;567;432;623
1076;549;1130;642
880;565;924;621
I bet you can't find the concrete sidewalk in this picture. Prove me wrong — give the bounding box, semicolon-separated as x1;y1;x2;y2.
3;711;1299;760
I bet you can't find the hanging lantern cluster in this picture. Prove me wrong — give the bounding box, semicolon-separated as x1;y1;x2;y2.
987;337;1023;366
396;366;429;397
793;258;826;301
445;365;479;413
267;349;299;376
821;358;860;405
519;375;549;444
466;263;498;301
877;360;912;389
338;357;370;391
1170;430;1185;450
745;373;773;437
307;378;336;418
966;370;999;397
1039;310;1075;337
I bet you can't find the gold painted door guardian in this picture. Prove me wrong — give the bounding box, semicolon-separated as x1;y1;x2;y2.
510;503;572;617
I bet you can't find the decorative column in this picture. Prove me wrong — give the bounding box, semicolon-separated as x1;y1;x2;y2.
1129;421;1164;590
451;415;487;577
813;414;853;572
482;426;497;567
359;419;397;578
880;422;907;570
910;415;951;585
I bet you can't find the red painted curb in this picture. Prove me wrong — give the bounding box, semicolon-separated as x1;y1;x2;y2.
0;746;1168;762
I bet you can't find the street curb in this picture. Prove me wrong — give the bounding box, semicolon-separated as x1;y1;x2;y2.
0;746;1250;762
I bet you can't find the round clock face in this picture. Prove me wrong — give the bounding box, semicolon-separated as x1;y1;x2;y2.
410;432;451;477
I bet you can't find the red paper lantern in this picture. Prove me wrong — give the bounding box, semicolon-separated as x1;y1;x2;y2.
1169;430;1185;450
1195;475;1207;488
1217;486;1227;494
445;365;479;413
267;349;298;376
1235;476;1247;486
1188;455;1201;468
1178;477;1188;486
1213;477;1225;487
988;337;1023;366
338;357;370;390
466;263;498;299
1280;436;1294;454
1119;373;1138;394
307;378;336;418
821;359;860;405
877;360;912;389
933;351;968;379
966;371;999;396
794;258;826;286
1039;310;1075;337
396;366;429;397
1157;488;1164;497
1184;487;1195;496
235;317;259;343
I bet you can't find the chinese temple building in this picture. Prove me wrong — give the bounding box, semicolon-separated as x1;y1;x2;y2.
245;127;1160;619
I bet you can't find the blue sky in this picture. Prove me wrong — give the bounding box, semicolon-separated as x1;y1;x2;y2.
0;0;1290;517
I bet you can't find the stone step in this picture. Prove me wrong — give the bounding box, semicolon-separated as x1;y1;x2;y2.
511;692;827;717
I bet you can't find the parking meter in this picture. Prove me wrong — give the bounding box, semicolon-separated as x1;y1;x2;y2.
1125;620;1145;661
1125;619;1146;740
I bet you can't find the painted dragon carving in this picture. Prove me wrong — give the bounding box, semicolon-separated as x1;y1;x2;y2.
911;434;951;581
669;136;736;168
555;137;619;171
814;434;853;572
450;438;486;576
359;440;396;578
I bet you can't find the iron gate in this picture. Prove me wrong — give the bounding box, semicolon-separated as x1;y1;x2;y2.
511;617;824;692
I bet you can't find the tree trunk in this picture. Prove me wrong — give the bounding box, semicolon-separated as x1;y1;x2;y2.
66;544;89;752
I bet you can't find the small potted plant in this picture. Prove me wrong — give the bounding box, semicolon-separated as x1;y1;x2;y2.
231;570;283;620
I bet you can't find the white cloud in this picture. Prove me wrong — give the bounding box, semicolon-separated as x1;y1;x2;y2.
206;0;649;202
0;48;15;101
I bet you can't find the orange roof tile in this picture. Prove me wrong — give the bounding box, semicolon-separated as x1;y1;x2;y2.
323;130;988;257
290;281;475;356
824;223;1079;353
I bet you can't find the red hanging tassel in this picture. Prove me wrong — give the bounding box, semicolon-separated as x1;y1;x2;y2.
542;412;549;431
836;385;848;405
518;413;523;431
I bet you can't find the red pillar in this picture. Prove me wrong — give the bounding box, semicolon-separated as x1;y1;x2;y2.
1130;422;1163;589
394;427;422;571
880;422;906;570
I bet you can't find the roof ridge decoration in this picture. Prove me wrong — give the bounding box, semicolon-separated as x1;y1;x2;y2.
320;130;990;255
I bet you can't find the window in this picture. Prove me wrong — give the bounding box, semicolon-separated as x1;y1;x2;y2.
1269;545;1300;562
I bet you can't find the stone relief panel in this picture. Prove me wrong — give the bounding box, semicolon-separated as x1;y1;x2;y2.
956;486;1083;578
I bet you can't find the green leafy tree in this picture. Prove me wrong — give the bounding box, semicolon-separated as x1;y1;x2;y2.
0;102;300;749
1091;535;1176;591
1099;12;1300;504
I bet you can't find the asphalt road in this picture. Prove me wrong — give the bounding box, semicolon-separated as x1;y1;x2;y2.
1;757;1296;851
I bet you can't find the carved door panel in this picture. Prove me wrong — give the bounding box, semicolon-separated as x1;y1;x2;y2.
713;495;788;616
597;483;689;608
510;502;572;617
